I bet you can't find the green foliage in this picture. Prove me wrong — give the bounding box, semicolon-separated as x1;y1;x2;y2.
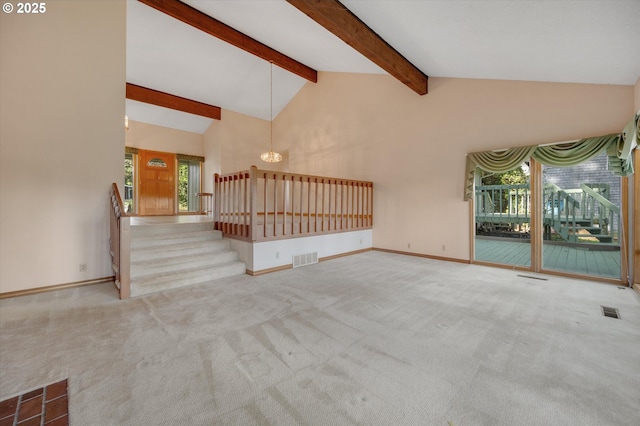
178;162;188;211
124;155;134;212
482;166;528;186
481;166;528;213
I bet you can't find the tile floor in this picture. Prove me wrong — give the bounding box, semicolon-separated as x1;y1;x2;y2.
0;380;68;426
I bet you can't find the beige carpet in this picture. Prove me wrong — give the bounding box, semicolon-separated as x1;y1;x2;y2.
1;251;639;425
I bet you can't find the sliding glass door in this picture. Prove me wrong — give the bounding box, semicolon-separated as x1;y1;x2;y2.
541;152;622;279
474;162;531;268
471;153;625;281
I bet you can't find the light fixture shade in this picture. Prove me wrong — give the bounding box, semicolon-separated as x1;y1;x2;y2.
261;150;283;163
260;61;282;163
124;115;129;131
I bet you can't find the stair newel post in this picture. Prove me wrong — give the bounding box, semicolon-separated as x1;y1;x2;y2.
119;216;131;299
249;166;258;242
213;173;221;231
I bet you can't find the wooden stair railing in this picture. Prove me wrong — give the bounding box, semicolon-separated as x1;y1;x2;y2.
110;183;131;299
214;166;373;242
579;183;619;240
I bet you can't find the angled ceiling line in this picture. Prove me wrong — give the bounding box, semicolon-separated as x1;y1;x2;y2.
286;0;428;95
126;83;222;120
137;0;318;83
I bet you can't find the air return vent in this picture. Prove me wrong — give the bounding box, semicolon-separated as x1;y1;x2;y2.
293;252;318;268
601;306;620;319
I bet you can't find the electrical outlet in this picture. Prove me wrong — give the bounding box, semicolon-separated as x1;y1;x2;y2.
79;263;87;272
275;252;279;259
441;244;446;252
407;243;411;249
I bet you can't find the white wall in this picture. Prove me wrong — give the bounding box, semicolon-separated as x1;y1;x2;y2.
0;0;126;293
276;73;634;262
125;119;204;157
229;230;372;273
202;108;283;197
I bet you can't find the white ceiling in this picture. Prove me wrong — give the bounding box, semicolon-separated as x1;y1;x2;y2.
126;0;640;134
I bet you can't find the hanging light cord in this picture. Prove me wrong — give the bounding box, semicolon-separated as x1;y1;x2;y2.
270;61;273;152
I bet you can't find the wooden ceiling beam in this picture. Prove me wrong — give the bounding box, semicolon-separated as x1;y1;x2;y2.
126;83;222;120
286;0;428;95
138;0;318;83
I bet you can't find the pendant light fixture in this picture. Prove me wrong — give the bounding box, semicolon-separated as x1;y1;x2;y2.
260;61;283;163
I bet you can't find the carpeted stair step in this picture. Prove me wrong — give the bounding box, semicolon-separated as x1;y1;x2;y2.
131;230;223;250
129;261;246;297
130;221;216;237
130;250;240;278
128;220;246;297
130;239;231;262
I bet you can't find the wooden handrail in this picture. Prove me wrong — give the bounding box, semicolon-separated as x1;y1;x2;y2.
110;183;130;299
111;183;128;219
580;183;619;214
214;166;373;242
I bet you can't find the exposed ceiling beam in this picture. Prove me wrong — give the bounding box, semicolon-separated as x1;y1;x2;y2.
138;0;318;83
286;0;428;95
126;83;222;120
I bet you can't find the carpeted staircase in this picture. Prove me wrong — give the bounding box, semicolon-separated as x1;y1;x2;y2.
129;221;245;297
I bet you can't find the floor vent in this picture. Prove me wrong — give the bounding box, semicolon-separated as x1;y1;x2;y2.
517;274;549;281
293;252;318;268
601;306;620;319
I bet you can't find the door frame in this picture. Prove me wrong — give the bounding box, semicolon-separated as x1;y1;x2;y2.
470;157;631;285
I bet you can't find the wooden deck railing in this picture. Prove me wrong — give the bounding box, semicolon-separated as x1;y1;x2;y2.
110;183;130;299
214;167;373;242
475;182;619;243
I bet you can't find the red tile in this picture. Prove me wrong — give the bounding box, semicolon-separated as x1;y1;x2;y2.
44;396;67;423
45;414;68;426
17;416;41;426
21;388;43;402
0;415;15;426
0;396;18;419
45;380;67;402
17;395;42;421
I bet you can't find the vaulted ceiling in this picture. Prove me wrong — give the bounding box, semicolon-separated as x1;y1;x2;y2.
126;0;640;134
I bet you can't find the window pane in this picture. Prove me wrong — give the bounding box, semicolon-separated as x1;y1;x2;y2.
178;159;201;212
541;152;621;279
124;153;134;213
474;163;531;267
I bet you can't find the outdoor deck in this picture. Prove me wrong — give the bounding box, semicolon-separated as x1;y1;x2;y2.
475;237;621;279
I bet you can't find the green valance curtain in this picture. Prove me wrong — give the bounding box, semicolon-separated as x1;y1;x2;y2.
463;113;639;201
532;134;618;166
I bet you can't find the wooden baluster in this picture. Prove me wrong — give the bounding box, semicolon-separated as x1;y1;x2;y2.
307;178;311;234
262;173;267;238
290;175;295;235
351;182;355;229
321;179;325;232
313;178;317;232
243;173;248;237
340;181;344;230
232;174;237;236
281;174;286;237
249;167;258;242
273;174;278;237
213;174;220;229
221;177;227;234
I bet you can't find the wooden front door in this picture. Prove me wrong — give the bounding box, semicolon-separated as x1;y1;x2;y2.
139;150;175;216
